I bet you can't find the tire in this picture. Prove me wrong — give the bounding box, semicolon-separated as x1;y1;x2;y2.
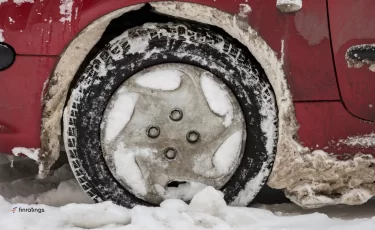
63;22;278;207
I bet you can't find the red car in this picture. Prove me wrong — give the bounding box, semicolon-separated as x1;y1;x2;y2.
1;0;374;209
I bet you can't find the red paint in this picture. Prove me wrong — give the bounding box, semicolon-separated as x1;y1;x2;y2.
0;56;57;153
328;0;375;121
296;102;375;156
0;0;374;157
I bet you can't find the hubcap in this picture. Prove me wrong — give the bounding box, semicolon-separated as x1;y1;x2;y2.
101;64;246;204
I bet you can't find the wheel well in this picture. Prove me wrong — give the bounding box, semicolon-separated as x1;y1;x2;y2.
64;4;262;106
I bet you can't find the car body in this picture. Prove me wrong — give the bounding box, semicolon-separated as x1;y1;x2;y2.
0;0;374;208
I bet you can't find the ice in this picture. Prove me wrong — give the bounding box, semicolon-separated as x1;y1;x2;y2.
12;148;39;162
200;72;233;127
136;69;183;91
104;91;138;142
213;131;243;175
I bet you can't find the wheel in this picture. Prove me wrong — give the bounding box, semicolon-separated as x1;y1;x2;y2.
63;22;278;207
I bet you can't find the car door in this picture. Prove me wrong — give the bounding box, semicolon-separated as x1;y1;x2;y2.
328;0;375;121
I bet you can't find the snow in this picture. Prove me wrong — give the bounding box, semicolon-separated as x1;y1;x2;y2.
339;133;375;148
0;29;4;42
200;72;233;127
8;17;15;24
135;69;183;91
11;148;39;162
13;0;33;5
161;181;207;201
1;168;375;230
104;91;138;142
276;0;303;11
59;0;73;23
238;4;252;18
0;0;7;5
112;144;151;197
213;131;243;175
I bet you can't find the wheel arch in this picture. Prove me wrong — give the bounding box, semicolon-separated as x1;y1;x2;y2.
41;2;299;196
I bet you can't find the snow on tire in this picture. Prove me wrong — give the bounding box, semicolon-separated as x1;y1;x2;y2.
63;22;278;208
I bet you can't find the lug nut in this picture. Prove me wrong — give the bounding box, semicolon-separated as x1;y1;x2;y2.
186;130;200;143
169;108;183;121
147;126;160;138
164;147;177;159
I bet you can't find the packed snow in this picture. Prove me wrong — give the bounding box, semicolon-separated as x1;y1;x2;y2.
213;131;243;175
135;69;183;91
200;72;233;127
104;91;138;142
112;144;151;197
0;158;375;230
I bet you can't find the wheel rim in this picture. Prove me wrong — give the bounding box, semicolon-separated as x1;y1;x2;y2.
100;63;247;204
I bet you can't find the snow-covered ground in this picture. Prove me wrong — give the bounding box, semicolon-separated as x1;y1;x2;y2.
0;155;374;230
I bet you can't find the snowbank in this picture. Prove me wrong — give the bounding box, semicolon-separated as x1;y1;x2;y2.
1;186;375;230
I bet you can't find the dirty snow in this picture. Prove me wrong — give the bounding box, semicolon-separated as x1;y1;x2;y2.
276;0;302;12
135;69;183;91
238;4;252;18
104;91;138;142
200;72;233;127
339;133;375;148
11;148;39;162
59;0;73;23
213;131;243;175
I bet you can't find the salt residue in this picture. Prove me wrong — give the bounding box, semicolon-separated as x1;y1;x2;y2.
135;69;183;91
200;72;233;127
